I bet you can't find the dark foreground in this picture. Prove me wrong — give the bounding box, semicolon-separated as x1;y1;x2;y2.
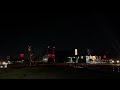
1;64;120;79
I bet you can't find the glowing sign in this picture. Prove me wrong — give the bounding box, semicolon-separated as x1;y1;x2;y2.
75;49;78;55
103;55;106;59
20;54;24;58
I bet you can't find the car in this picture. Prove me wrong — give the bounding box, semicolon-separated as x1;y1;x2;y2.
0;62;8;68
110;60;120;64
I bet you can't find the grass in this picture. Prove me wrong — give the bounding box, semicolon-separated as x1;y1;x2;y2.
0;66;75;79
1;66;120;79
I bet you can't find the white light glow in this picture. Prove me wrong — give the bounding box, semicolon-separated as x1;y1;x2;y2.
92;56;96;61
75;49;78;55
2;62;6;65
112;60;115;63
0;66;3;68
117;60;120;63
90;55;92;59
81;56;83;59
4;65;7;68
42;57;48;63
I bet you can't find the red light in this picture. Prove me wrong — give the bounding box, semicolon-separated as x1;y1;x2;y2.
52;54;55;58
30;54;33;57
48;54;55;59
48;54;52;58
103;55;106;59
20;54;24;58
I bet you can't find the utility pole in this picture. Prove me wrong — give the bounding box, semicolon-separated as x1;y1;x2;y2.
28;45;32;66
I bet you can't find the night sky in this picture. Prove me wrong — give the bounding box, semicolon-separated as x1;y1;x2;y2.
0;11;120;57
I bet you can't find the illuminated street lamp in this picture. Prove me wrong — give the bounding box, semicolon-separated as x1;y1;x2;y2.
75;49;78;56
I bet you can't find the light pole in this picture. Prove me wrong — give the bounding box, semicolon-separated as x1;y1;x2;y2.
28;45;32;66
75;49;78;63
75;49;78;79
